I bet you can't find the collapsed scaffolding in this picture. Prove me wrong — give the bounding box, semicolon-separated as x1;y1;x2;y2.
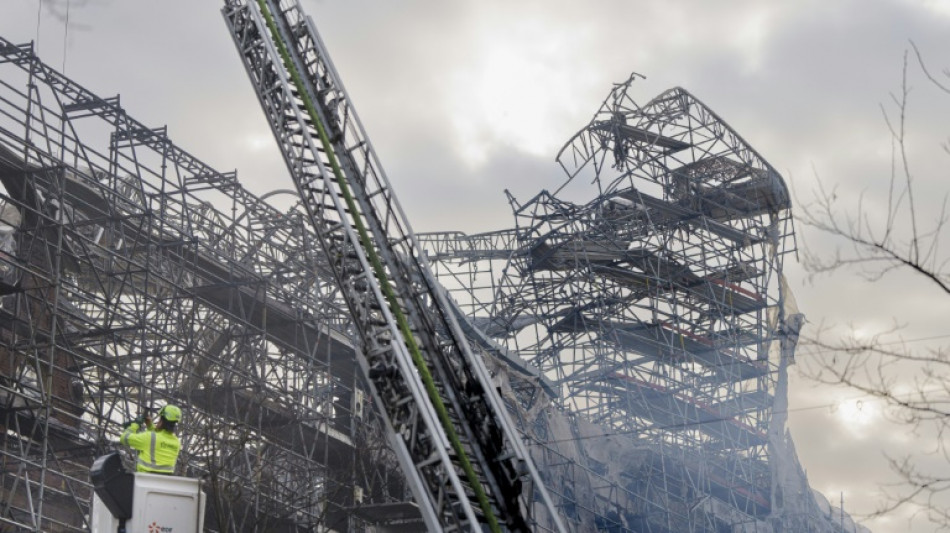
420;75;857;532
0;15;867;533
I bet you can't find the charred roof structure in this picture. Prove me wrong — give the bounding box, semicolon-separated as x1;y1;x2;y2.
0;15;864;533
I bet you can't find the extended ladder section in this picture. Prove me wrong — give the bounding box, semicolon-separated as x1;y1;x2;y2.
222;1;565;531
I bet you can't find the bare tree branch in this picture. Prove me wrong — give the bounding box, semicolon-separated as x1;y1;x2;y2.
797;44;950;528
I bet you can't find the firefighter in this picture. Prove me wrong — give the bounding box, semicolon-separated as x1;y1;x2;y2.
120;404;182;475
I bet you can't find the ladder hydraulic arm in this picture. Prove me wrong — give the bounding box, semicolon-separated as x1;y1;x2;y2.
222;1;566;531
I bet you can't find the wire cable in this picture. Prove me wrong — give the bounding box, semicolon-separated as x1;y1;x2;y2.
536;386;950;445
61;0;70;73
35;0;43;52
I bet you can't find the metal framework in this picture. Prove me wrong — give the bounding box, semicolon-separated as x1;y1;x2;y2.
420;74;813;531
0;7;869;533
0;35;409;532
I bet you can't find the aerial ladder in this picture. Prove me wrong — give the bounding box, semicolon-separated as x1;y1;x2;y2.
221;1;566;531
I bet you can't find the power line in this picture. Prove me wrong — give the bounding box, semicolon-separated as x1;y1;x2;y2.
802;332;950;351
61;0;70;74
535;387;950;445
35;0;43;52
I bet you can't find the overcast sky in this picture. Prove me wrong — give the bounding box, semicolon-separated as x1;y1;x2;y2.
3;1;950;531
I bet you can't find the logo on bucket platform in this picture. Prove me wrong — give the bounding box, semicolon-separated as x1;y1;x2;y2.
148;522;173;533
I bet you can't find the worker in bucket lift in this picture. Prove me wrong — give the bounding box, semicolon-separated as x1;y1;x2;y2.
120;404;182;474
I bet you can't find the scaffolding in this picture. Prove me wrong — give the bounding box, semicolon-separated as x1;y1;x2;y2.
0;36;411;532
0;12;868;533
420;74;834;532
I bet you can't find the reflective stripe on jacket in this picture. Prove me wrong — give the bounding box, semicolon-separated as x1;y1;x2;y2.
120;422;181;474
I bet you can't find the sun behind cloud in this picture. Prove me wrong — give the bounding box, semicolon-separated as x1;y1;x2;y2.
834;397;881;438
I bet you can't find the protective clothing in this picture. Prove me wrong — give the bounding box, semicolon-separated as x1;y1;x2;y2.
120;421;181;474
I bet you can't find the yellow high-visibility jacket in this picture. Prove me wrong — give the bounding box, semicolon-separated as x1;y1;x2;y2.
120;422;181;474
